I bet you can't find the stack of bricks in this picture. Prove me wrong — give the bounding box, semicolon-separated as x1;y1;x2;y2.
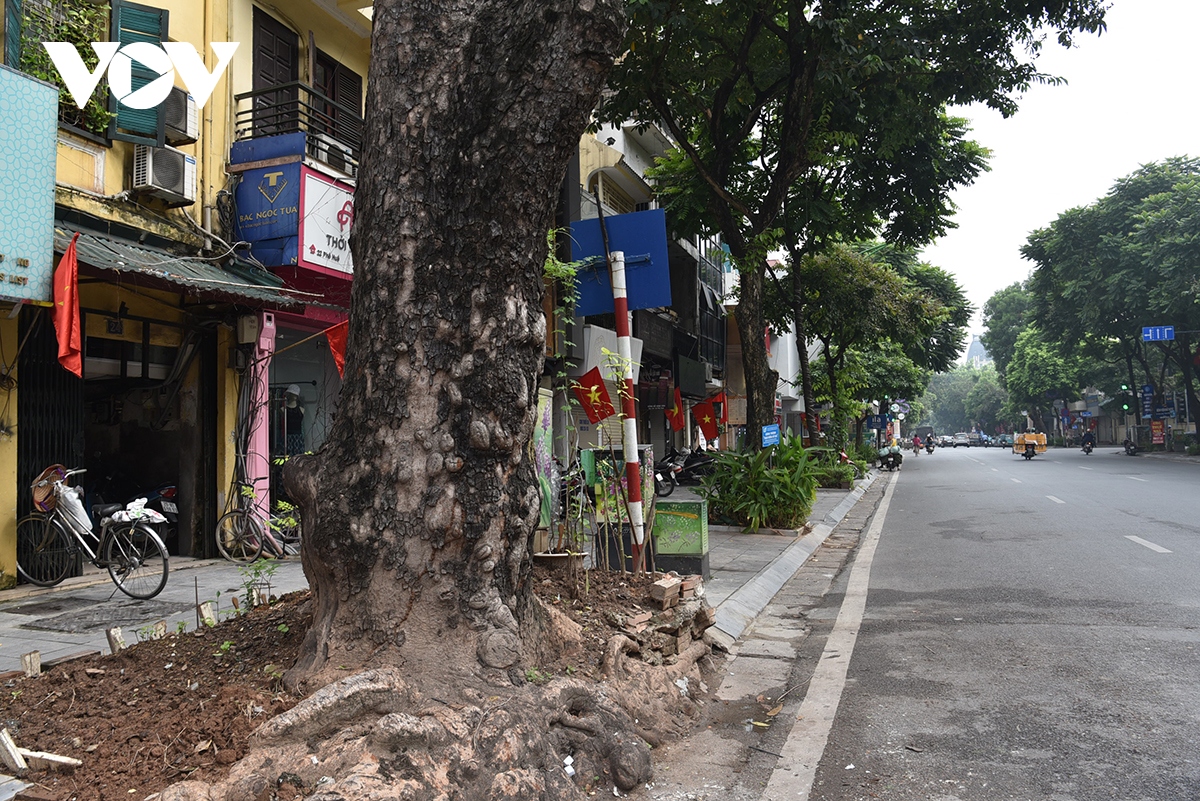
607;574;717;666
650;576;683;609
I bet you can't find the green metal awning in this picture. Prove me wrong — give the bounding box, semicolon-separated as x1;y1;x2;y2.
53;225;307;310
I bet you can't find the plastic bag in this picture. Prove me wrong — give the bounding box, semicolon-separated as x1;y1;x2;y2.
111;497;168;524
54;483;93;535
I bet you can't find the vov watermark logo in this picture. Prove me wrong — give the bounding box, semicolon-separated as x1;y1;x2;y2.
42;41;239;110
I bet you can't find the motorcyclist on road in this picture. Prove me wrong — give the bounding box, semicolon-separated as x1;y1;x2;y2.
1081;430;1096;449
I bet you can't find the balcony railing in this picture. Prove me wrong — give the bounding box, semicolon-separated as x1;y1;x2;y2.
234;82;363;173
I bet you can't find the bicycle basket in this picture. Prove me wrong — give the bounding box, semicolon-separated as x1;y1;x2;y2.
31;464;68;512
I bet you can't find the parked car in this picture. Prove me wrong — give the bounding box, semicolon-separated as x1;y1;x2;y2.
939;434;954;447
953;432;970;447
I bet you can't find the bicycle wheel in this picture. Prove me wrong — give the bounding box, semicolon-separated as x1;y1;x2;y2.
15;514;74;587
267;504;301;556
104;523;169;599
216;509;264;562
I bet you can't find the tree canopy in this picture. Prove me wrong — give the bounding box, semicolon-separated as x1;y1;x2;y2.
1023;157;1200;416
600;0;1108;447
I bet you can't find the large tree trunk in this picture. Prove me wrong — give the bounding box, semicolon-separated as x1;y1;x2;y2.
733;259;779;451
285;0;625;692
787;251;821;448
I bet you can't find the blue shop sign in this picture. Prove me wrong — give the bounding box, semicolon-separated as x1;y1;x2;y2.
570;209;671;316
235;163;301;243
0;66;58;303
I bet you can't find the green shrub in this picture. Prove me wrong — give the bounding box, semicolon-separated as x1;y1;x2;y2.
849;443;878;464
698;435;818;532
1187;443;1200;456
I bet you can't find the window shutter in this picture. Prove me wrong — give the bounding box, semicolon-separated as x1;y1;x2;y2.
333;65;362;153
108;0;168;147
4;0;21;68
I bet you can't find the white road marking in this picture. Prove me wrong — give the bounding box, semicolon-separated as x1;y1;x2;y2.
762;471;898;800
1011;478;1022;483
1079;467;1093;471
1125;535;1172;553
1046;495;1065;504
1128;476;1148;482
991;468;999;472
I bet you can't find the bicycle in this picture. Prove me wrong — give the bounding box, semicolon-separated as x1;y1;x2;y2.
215;480;300;562
17;465;170;599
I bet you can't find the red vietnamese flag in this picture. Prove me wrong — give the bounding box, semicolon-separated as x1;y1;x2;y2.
572;366;615;424
53;233;83;377
692;400;719;441
712;390;728;424
325;320;349;377
665;386;685;431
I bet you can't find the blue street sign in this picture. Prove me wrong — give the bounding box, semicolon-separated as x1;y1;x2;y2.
761;423;781;448
1080;411;1092;417
1142;326;1175;342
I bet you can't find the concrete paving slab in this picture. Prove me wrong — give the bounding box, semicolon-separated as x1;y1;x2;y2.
716;653;794;701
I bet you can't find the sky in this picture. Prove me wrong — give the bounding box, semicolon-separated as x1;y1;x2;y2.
919;0;1200;339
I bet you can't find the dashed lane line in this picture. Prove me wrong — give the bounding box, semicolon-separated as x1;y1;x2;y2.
1046;495;1065;504
1128;476;1148;482
1011;478;1022;483
1125;535;1172;553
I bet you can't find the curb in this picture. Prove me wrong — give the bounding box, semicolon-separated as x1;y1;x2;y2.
710;470;878;648
0;557;234;608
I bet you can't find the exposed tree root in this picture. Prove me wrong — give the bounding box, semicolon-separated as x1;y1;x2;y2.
158;589;719;801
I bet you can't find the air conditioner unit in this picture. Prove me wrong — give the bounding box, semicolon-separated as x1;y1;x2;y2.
308;133;358;178
704;362;714;382
163;86;198;145
133;145;197;206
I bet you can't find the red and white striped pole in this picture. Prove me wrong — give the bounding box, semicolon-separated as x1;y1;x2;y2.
609;250;646;572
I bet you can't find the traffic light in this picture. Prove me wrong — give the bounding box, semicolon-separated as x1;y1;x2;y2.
1122;400;1130;411
1120;384;1129;391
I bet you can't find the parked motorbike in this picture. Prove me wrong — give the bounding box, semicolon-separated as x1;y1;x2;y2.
1082;441;1094;455
654;457;681;497
665;446;716;484
1123;438;1138;456
878;449;903;472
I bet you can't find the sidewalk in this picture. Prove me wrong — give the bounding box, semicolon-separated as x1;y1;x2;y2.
0;475;876;674
0;558;308;674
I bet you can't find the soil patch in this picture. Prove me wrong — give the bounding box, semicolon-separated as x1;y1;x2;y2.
0;566;708;801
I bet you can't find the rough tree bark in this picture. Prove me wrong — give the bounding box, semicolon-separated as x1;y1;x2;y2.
732;259;779;451
284;0;625;692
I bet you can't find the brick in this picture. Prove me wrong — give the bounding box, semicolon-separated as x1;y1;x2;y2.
650;577;682;600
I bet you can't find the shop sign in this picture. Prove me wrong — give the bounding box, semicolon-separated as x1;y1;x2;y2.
235;163;301;242
0;66;57;303
299;168;355;274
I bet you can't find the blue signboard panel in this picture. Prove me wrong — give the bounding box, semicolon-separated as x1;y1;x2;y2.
0;66;58;302
235;163;302;244
1143;326;1176;342
570;209;671;316
761;423;781;448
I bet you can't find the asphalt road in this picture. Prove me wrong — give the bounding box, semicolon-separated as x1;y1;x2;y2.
806;446;1200;800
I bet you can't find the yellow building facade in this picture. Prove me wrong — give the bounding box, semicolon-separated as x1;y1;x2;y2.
0;0;368;583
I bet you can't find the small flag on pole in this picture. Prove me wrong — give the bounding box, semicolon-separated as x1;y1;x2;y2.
572;366;615;423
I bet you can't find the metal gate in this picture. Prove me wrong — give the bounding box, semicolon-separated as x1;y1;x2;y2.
17;308;84;521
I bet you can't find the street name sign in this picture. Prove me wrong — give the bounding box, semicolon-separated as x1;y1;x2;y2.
1142;326;1175;342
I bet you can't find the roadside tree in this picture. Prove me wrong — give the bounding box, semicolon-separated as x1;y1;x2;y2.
602;0;1108;449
